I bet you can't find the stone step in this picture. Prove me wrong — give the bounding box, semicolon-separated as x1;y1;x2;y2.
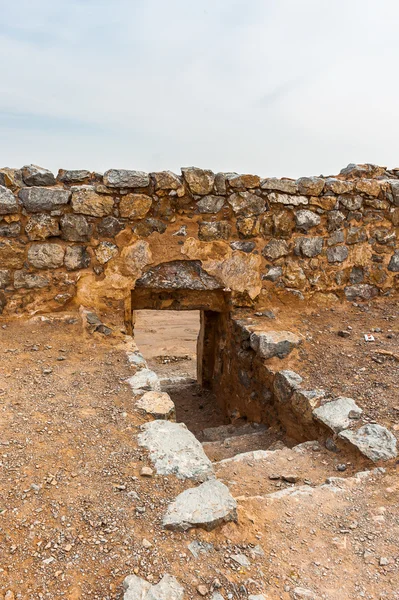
202;428;288;462
200;421;268;443
214;440;362;499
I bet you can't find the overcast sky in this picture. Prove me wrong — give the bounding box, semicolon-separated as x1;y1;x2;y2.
1;0;398;178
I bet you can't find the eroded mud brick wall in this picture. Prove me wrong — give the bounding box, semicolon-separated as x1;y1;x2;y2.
0;163;398;316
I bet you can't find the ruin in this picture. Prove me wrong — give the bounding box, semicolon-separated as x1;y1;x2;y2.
1;162;398;599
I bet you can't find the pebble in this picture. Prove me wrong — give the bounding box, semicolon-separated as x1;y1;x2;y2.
140;466;154;477
336;464;347;472
282;475;299;483
142;538;152;549
197;584;209;596
379;557;389;566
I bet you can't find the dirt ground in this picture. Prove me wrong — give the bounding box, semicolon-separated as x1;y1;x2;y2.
0;308;398;600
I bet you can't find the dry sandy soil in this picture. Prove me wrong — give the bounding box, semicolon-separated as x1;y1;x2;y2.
0;307;398;600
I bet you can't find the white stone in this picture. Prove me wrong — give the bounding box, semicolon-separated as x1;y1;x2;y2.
127;369;161;394
163;479;237;531
339;424;397;462
313;397;362;433
138;420;214;481
123;574;184;600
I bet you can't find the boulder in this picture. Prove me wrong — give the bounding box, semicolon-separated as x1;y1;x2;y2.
152;170;182;190
163;479;237;531
123;574;184;600
339;424;397;462
22;164;55;186
28;243;65;269
0;185;19;214
135;391;176;421
181;167;214;195
250;330;301;359
324;178;354;194
228;173;260;189
313;397;362;433
261;177;297;194
104;169;150;188
135;260;222;291
338;195;363;210
138;420;214;481
19;187;71;212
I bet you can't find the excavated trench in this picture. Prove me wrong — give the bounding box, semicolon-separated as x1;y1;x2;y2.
133;308;294;462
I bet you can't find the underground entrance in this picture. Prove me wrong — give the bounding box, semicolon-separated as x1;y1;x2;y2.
130;260;294;460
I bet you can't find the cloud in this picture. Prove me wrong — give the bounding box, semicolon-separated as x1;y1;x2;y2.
1;0;399;176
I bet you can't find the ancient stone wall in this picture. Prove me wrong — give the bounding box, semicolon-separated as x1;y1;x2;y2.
0;162;398;317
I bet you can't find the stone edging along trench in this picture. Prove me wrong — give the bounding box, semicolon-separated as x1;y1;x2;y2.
121;317;397;536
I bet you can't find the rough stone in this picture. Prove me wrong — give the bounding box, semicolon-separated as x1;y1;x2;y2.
198;221;231;241
344;284;379;300
228;173;260;189
14;270;49;289
389;181;399;206
71;186;114;216
327;211;346;231
388;251;399;271
0;221;21;237
19;187;71;212
296;176;325;196
373;227;396;245
346;226;368;244
355;179;381;197
197;195;225;213
28;243;65;269
57;169;91;184
262;239;290;260
0;270;11;288
339;424;397;462
349;266;364;284
291;389;325;422
230;241;255;253
250;330;302;359
22;165;55;187
64;246;90;271
0;185;19;214
327;246;348;263
313;397;363;433
135;260;222;290
295;237;323;258
0;241;26;268
324;178;354;194
261;177;297;193
26;214;60;240
163;479;237;531
97;216;125;237
132;218;167;237
228;192;265;217
339;195;363;211
136;391;176;421
328;230;345;246
95;241;118;264
138;420;214;481
293;588;316;600
273;370;303;403
60;213;92;242
127;369;161;394
340;163;386;178
123;574;184;600
273;210;295;238
181;167;214;195
263;266;282;281
152;170;182;190
119;193;153;219
268;192;308;206
295;209;321;232
104;169;149;188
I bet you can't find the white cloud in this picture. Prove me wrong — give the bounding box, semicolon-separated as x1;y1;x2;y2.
1;0;399;176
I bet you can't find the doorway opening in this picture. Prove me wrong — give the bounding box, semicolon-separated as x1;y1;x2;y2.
133;308;229;437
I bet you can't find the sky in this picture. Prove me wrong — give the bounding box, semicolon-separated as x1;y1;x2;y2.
0;0;398;178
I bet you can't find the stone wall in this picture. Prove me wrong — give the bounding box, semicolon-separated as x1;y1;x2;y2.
0;162;398;317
